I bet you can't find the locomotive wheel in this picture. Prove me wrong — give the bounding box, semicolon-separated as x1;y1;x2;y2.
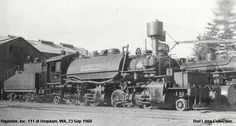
132;93;142;108
79;101;86;106
7;93;17;101
79;97;88;106
175;98;188;111
53;96;61;104
89;102;99;107
143;104;152;109
6;93;12;101
69;98;76;105
23;93;31;102
111;89;125;107
30;93;37;102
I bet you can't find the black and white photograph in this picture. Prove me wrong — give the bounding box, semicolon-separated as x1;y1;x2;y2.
1;0;236;126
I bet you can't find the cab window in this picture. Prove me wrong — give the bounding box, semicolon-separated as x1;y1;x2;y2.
50;62;56;72
55;61;61;72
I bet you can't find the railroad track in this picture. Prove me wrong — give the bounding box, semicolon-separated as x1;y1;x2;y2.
1;101;236;126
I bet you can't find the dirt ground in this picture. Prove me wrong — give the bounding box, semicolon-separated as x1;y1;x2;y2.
0;101;236;126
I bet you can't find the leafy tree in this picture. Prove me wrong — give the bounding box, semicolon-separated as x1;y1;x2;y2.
193;0;236;60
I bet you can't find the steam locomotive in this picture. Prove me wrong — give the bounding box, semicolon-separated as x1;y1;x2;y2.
3;20;236;111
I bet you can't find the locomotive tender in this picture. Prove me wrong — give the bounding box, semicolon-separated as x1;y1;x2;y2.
3;20;236;111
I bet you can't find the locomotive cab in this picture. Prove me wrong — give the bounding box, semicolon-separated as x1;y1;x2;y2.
47;60;61;84
46;53;78;85
45;53;79;104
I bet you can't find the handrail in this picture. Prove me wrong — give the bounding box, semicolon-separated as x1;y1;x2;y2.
121;45;129;73
4;65;20;80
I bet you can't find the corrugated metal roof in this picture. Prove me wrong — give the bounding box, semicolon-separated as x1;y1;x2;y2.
0;35;18;45
28;40;66;54
0;35;87;56
60;44;87;55
28;40;87;55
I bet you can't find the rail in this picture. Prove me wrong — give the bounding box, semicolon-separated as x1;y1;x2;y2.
4;65;20;80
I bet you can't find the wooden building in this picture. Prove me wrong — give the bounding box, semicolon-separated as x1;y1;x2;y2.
0;35;48;95
0;35;87;97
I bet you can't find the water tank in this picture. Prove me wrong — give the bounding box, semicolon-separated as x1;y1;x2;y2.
147;20;163;37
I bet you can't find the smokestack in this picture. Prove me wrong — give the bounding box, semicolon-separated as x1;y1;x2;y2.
147;20;165;56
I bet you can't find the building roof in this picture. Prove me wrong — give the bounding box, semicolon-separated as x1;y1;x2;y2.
0;35;87;56
28;40;87;55
28;40;66;54
0;35;19;45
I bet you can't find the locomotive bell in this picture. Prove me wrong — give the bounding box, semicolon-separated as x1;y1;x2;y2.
147;20;166;56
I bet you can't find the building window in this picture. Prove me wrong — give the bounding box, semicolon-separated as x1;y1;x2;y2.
9;46;13;53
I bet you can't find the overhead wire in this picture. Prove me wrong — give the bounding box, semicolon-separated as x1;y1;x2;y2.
164;22;202;35
165;31;179;52
164;22;203;54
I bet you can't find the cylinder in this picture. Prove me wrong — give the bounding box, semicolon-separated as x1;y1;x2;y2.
221;85;236;105
228;85;236;105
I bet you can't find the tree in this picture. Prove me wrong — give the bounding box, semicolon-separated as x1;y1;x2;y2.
193;0;236;60
193;23;220;60
214;0;236;39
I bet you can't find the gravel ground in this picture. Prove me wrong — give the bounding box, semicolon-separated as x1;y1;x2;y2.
0;101;236;126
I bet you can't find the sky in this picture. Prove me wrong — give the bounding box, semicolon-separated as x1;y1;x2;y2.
0;0;217;58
